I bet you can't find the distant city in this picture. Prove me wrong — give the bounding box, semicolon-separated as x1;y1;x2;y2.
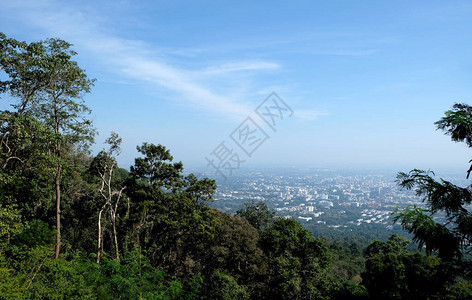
197;168;468;235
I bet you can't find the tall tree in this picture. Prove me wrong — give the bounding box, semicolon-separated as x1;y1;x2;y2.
0;33;95;258
126;143;217;275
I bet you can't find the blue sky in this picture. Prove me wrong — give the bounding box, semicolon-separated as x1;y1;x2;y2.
1;0;472;174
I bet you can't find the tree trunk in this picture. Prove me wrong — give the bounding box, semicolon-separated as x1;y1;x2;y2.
111;187;125;261
54;100;62;259
55;164;61;259
97;206;105;263
111;211;119;260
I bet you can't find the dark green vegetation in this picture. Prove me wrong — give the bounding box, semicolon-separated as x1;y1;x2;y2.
1;33;472;299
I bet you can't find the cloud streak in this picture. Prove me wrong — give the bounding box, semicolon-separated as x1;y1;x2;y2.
1;0;330;123
295;110;330;121
202;61;280;75
0;1;280;119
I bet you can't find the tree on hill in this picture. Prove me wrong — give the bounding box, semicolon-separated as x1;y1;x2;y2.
259;218;334;299
0;33;95;258
125;142;218;276
395;103;472;262
236;200;277;230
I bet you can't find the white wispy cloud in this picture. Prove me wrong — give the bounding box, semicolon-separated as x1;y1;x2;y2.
161;30;393;59
118;57;253;117
0;1;279;119
1;0;329;122
295;110;330;121
202;61;280;75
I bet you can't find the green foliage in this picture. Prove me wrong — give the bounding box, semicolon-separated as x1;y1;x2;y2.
329;239;365;283
131;143;184;191
0;267;24;299
82;250;202;299
0;112;55;222
0;204;22;250
1;32;96;258
260;218;333;299
446;280;472;300
207;271;250;300
13;220;55;249
24;256;94;299
393;204;460;260
0;33;95;145
202;210;267;297
236;200;277;230
435;103;472;146
125;143;218;278
1;247;201;299
394;104;472;262
362;234;450;299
